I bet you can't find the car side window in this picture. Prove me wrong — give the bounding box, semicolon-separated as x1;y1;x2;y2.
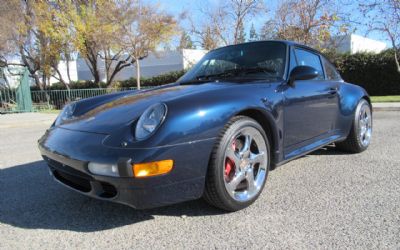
322;57;342;81
294;49;324;80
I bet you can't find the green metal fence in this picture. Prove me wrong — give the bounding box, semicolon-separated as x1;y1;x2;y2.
30;87;139;110
1;87;152;113
0;69;33;113
0;88;18;113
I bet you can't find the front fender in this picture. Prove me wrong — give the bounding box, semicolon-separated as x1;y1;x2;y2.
104;83;283;150
338;82;370;136
339;82;370;117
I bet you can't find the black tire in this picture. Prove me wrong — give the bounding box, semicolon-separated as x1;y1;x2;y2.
203;116;270;212
336;99;372;153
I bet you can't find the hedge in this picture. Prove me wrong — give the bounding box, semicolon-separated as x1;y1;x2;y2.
113;69;186;88
329;49;400;96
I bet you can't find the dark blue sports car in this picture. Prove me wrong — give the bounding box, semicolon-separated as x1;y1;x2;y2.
38;41;372;211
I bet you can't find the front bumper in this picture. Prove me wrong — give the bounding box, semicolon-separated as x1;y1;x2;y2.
38;127;215;209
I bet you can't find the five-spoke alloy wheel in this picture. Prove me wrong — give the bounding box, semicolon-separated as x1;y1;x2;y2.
223;127;268;202
203;116;270;211
336;98;372;153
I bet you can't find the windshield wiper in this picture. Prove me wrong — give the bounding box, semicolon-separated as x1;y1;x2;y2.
195;68;240;80
179;79;215;85
241;66;277;75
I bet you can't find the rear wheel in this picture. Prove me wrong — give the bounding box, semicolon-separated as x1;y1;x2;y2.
336;99;372;153
203;116;270;211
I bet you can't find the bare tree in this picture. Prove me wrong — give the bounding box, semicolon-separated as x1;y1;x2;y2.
190;0;264;48
360;0;400;73
230;0;264;44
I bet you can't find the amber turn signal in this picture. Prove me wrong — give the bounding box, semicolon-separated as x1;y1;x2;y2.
133;159;174;178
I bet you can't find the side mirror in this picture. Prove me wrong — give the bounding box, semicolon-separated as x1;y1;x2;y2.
288;66;319;86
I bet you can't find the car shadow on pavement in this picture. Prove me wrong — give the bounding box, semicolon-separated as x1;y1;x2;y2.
0;160;223;232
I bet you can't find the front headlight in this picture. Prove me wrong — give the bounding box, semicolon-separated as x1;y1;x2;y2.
55;102;76;126
135;103;167;140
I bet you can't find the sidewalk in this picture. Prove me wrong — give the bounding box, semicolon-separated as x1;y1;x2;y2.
373;102;400;111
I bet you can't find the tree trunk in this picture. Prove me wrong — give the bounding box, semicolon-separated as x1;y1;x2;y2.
34;74;50;105
83;44;101;87
394;49;400;74
136;59;141;90
32;74;42;90
42;74;47;89
65;56;72;83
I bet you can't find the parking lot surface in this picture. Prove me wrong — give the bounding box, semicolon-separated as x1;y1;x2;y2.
0;112;399;249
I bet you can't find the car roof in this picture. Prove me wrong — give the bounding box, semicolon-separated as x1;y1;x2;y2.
211;40;321;55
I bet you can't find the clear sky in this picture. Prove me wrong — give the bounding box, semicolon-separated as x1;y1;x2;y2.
149;0;391;48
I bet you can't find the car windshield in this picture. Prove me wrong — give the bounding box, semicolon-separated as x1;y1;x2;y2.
178;41;287;84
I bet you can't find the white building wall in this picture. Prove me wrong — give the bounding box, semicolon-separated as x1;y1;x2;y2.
49;61;78;84
182;49;208;69
114;50;184;81
350;34;387;54
334;34;386;54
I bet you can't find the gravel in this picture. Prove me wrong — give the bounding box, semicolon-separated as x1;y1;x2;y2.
0;112;399;249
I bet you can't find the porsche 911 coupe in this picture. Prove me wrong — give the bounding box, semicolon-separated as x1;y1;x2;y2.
38;41;372;211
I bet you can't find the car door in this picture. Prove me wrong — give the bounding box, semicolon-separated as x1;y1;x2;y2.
283;47;339;153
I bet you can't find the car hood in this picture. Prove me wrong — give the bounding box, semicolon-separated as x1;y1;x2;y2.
57;82;234;134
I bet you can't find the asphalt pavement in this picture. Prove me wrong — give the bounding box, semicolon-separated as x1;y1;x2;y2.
0;111;399;249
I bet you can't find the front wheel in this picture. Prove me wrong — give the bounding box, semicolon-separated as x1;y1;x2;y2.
203;116;270;211
336;99;372;153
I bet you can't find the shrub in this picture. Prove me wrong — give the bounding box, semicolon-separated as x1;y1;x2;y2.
329;49;400;96
30;80;107;91
114;69;186;88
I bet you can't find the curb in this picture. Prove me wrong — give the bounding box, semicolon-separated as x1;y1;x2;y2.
373;107;400;111
372;102;400;112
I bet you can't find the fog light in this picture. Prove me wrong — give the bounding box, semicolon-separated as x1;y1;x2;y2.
133;160;173;178
88;162;119;177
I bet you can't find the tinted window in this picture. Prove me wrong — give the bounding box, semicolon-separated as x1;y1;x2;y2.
322;57;342;80
179;42;287;82
294;49;324;80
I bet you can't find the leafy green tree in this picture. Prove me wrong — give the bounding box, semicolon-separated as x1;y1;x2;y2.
60;0;134;86
118;1;177;89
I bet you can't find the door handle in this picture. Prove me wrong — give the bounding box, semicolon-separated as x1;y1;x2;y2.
328;87;338;95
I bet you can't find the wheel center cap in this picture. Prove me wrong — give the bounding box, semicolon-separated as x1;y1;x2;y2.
240;159;249;169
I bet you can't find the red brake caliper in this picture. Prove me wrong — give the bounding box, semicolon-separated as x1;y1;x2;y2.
225;140;236;179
